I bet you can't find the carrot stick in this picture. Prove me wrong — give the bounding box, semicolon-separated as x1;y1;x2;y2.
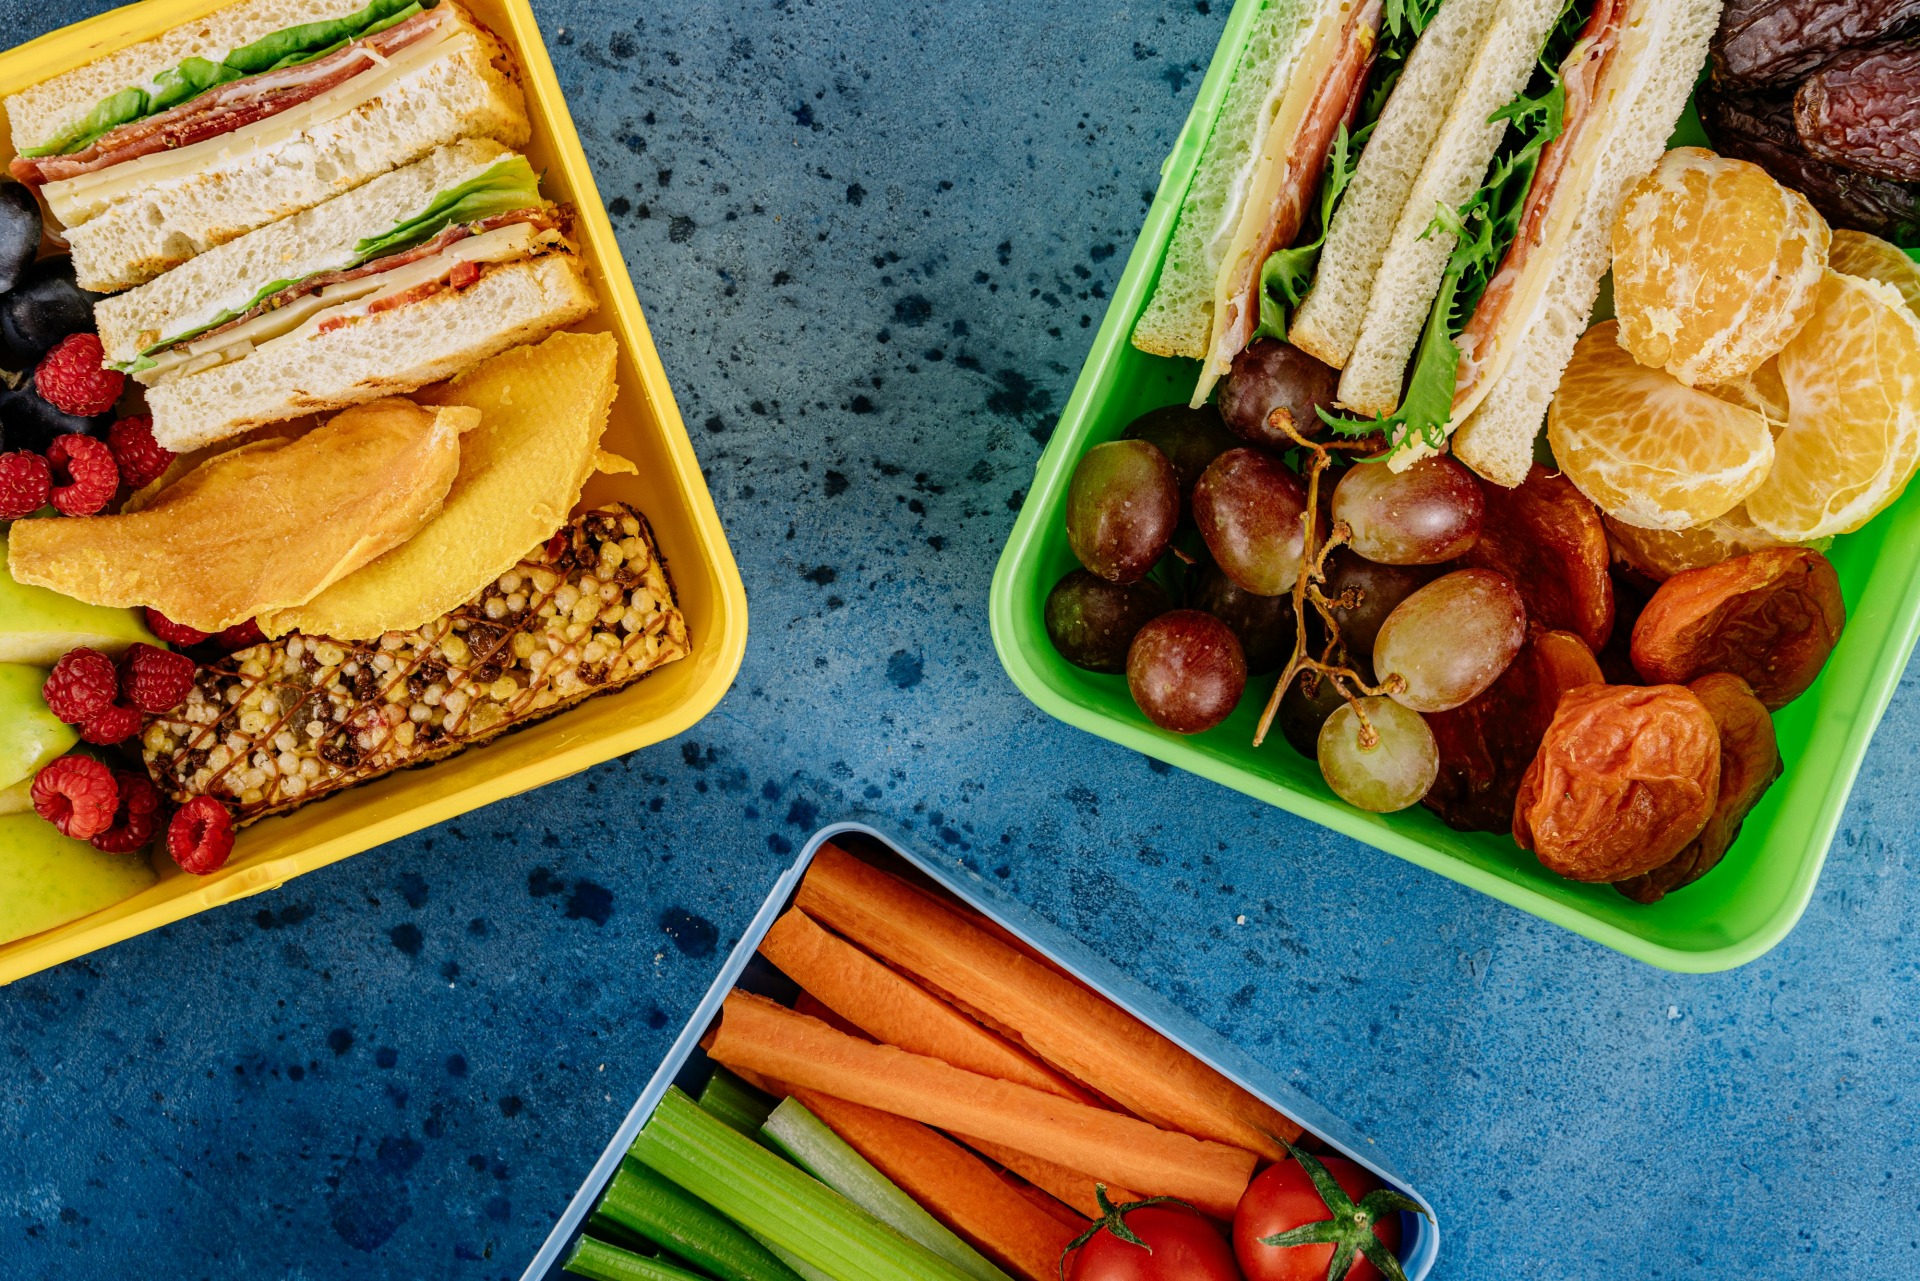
797;844;1301;1159
793;1088;1080;1281
961;1136;1137;1218
760;910;1094;1104
995;1169;1085;1230
702;991;1254;1218
794;990;866;1039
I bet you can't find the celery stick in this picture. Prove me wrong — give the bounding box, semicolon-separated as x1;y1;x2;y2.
566;1236;710;1281
751;1233;839;1281
761;1098;1011;1281
596;1158;802;1281
700;1066;780;1139
632;1088;978;1281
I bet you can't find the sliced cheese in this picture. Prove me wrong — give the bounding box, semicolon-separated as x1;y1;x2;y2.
1194;0;1360;406
43;22;469;225
140;222;544;385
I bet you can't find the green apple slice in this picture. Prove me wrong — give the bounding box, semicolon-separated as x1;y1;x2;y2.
0;664;80;792
0;777;28;816
1;529;158;664
0;813;158;948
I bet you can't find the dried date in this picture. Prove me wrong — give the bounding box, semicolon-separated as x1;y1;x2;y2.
1630;547;1845;710
1616;673;1782;904
1514;684;1722;884
1700;86;1920;240
1423;630;1603;833
1796;43;1920;183
1712;0;1920;91
1459;465;1613;652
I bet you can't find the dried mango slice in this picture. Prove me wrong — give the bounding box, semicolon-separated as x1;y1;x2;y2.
261;331;621;639
8;399;475;633
1612;148;1829;387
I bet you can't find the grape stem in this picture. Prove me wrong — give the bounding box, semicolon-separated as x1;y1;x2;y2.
1251;411;1407;750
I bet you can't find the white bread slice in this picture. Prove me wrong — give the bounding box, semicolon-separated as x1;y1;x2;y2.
53;6;529;292
1454;0;1724;487
1133;0;1318;360
6;0;388;153
1288;0;1504;369
1335;0;1575;417
146;252;596;452
95;138;514;364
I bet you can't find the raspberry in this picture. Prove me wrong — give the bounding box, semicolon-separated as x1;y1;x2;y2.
79;701;143;745
30;754;119;841
168;795;235;875
42;646;119;724
106;415;174;490
144;608;210;648
215;619;265;651
120;642;197;713
34;333;123;416
0;450;52;520
46;433;119;517
91;770;161;854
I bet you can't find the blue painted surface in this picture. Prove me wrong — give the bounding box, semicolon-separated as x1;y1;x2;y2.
0;1;1915;1278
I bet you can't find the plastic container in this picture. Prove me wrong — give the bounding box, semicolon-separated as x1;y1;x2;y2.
519;821;1441;1281
988;0;1920;973
0;0;749;985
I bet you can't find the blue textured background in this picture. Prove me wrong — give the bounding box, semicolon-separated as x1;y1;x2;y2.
2;1;1917;1277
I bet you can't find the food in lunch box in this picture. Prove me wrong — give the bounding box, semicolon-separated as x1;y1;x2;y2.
1127;610;1249;735
8;397;483;632
1043;570;1171;675
0;812;157;948
0;663;79;814
566;847;1427;1281
1603;505;1802;582
1064;439;1180;585
93;139;594;452
6;0;531;292
1134;0;1722;486
137;502;687;830
1828;226;1920;310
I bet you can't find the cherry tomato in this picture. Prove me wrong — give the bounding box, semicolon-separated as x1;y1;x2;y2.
1233;1155;1404;1281
1066;1200;1242;1281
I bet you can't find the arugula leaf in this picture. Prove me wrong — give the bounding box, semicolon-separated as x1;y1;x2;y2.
24;0;425;158
1323;0;1587;459
118;155;541;367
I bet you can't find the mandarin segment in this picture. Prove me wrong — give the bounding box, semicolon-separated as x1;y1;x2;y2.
1604;506;1810;581
1828;228;1920;315
1548;322;1775;531
1612;148;1829;386
1747;270;1920;541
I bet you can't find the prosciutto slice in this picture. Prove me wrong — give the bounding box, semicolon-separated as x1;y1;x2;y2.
11;5;448;187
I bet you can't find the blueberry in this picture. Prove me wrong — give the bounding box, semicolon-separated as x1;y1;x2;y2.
1;257;98;360
0;183;39;296
0;382;111;455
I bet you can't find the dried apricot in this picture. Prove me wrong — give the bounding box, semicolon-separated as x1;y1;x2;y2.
1746;270;1920;541
1616;672;1781;904
1514;684;1722;884
1460;466;1613;651
1423;630;1602;833
1549;322;1776;531
1604;505;1807;582
1828;228;1920;315
1612;147;1830;386
1630;547;1845;710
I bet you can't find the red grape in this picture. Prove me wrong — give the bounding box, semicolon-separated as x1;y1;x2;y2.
1332;455;1484;565
1277;668;1347;760
1190;564;1298;676
1045;570;1171;673
1126;610;1247;734
1066;439;1180;583
1122;404;1237;510
1192;448;1308;597
1317;697;1439;812
1374;570;1528;712
1322;549;1438;669
1216;339;1338;446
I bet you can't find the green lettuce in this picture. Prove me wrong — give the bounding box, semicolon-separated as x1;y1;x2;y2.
118;156;542;366
1320;0;1586;455
1250;0;1445;345
23;0;425;159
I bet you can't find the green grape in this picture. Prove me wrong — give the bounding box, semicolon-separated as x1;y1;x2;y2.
1317;696;1439;813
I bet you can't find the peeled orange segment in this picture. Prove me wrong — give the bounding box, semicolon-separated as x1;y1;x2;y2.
1747;270;1920;541
1611;148;1830;387
1708;358;1788;427
1604;505;1814;582
1829;229;1920;316
1548;322;1775;531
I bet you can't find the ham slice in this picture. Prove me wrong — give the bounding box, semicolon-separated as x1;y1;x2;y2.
10;6;448;187
1452;0;1629;408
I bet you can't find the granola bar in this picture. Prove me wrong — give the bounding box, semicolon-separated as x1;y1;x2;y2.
140;504;690;826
